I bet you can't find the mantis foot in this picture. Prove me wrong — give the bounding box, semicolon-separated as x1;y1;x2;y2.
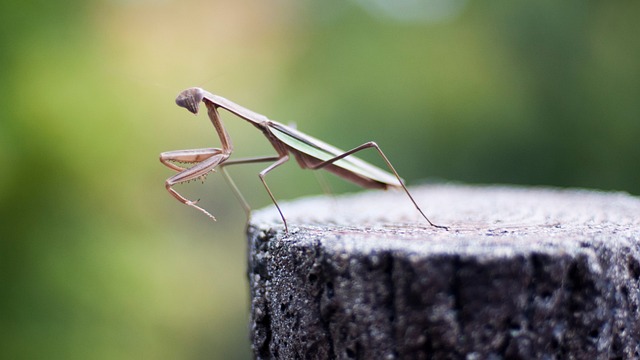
186;200;217;221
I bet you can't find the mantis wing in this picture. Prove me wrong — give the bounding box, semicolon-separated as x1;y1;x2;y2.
269;122;402;187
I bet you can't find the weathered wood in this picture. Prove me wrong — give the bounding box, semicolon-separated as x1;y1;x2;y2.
247;184;640;359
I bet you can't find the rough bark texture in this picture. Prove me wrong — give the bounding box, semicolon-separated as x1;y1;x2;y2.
247;184;640;359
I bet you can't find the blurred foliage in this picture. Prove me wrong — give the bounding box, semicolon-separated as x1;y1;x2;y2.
1;0;639;359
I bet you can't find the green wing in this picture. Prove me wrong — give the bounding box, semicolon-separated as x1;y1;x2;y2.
269;122;402;186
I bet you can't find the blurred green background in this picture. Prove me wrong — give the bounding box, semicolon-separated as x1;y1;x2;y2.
2;0;639;358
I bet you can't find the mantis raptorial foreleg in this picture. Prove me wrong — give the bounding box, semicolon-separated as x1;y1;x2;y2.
161;149;230;220
160;148;224;171
308;141;448;230
161;103;233;220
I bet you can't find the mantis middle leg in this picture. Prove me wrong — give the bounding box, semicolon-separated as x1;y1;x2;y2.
215;155;283;216
207;154;292;231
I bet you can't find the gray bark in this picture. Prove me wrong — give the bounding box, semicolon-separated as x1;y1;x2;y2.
247;184;640;359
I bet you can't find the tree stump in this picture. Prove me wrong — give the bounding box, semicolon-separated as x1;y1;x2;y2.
247;184;640;359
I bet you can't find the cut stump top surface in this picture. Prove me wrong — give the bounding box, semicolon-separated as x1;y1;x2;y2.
250;184;640;254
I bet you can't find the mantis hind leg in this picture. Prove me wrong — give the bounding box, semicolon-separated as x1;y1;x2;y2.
309;142;448;230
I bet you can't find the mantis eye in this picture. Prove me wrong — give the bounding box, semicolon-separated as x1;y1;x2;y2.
175;88;204;114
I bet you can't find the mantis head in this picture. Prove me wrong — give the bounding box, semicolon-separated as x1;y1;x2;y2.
175;87;205;114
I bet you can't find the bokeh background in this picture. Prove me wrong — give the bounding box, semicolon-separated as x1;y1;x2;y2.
2;0;639;358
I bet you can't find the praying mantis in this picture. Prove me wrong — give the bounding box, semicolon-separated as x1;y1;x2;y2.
160;87;447;232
